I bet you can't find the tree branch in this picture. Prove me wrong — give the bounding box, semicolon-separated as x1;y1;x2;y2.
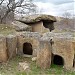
0;0;37;23
0;0;4;5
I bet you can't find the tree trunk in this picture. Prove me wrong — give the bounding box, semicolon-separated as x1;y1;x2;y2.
0;9;10;24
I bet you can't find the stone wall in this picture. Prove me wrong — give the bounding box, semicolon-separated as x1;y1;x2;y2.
36;40;52;69
31;21;49;33
6;35;17;59
40;32;74;70
17;32;41;56
0;31;75;71
0;35;8;62
52;37;74;70
72;39;75;67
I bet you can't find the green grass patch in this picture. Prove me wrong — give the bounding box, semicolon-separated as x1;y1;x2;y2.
0;24;16;35
0;56;75;75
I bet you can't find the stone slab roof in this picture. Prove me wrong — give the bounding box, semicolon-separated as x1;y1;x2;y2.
16;14;56;24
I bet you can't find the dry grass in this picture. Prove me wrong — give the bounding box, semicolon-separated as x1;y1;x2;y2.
0;24;16;35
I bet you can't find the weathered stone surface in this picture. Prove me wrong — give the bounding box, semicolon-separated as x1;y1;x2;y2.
42;32;74;38
6;35;17;59
0;27;74;71
16;14;56;32
17;32;40;56
72;41;75;53
17;14;56;23
72;38;75;67
32;57;37;62
39;32;74;70
31;21;50;33
41;32;74;45
52;38;74;70
0;35;8;62
36;41;52;69
18;61;30;71
12;21;32;31
16;32;41;39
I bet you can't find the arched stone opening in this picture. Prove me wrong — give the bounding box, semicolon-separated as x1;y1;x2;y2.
23;42;33;55
53;55;64;65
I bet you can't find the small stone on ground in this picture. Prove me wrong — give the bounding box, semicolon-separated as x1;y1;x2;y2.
18;61;30;72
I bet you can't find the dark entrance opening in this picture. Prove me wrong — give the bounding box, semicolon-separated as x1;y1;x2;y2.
73;59;74;67
43;21;54;32
23;42;33;55
53;55;64;65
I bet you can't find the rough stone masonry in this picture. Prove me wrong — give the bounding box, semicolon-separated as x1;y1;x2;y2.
0;14;75;70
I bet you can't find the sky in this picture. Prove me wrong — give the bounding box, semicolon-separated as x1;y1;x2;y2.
34;0;75;17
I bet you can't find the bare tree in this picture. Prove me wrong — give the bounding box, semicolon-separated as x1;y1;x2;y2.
0;0;4;5
62;12;71;19
62;12;71;26
0;0;37;23
57;12;74;31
